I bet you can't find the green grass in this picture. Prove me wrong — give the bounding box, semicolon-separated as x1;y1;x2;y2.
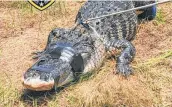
134;50;172;68
155;9;166;24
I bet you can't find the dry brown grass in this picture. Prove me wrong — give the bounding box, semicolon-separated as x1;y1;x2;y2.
0;1;172;107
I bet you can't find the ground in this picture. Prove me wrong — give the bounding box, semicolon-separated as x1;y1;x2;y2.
0;1;172;107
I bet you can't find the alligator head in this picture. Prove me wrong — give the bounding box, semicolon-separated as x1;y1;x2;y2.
22;42;84;91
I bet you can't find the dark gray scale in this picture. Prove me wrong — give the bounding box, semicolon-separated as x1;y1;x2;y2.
126;12;137;41
77;1;130;21
76;1;137;42
120;15;128;39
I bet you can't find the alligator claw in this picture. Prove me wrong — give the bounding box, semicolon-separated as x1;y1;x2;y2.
32;54;42;59
31;51;43;55
31;51;45;59
116;63;133;77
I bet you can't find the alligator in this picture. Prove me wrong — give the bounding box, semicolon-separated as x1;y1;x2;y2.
22;1;156;91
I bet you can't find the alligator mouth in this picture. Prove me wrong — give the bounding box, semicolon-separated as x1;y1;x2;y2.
22;42;79;91
22;77;54;91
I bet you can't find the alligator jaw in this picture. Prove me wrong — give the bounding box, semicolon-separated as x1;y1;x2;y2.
22;77;54;91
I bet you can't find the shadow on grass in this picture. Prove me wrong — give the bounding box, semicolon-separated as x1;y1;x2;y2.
20;87;64;106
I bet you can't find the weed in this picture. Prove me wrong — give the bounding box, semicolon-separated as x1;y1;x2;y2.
155;9;166;24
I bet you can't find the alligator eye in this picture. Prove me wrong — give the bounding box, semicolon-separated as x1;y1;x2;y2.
38;59;46;66
53;32;57;36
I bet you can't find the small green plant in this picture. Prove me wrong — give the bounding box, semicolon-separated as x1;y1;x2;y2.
134;50;172;68
155;9;166;24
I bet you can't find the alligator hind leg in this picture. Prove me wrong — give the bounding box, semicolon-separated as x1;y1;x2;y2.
106;39;136;76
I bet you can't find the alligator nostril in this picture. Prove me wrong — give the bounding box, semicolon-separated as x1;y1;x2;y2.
40;73;51;82
96;21;100;25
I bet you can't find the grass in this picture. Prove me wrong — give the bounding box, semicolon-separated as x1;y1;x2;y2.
0;1;172;107
134;50;172;68
155;9;166;24
0;50;171;106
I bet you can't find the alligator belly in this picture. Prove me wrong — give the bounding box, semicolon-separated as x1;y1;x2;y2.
83;40;106;74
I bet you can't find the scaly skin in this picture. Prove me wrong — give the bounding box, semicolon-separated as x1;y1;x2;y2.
22;1;154;91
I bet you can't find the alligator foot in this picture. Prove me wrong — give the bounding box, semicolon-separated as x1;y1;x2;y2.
106;39;136;76
22;71;54;91
116;63;133;76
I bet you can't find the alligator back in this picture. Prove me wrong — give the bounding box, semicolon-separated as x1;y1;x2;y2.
75;1;138;41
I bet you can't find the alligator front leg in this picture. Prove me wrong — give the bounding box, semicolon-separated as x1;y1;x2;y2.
106;39;136;76
32;28;66;59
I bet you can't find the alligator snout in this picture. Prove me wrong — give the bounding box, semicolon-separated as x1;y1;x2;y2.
22;70;54;91
22;59;74;91
22;43;77;91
